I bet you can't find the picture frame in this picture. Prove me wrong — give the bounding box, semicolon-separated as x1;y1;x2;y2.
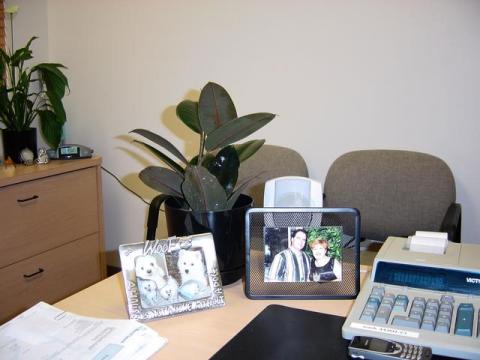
119;233;225;321
245;208;360;299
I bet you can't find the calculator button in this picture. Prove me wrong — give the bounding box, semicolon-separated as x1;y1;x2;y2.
421;319;435;331
392;315;421;329
439;303;453;313
426;299;439;309
409;310;423;321
435;320;450;333
360;309;376;322
440;295;455;304
454;303;474;337
374;306;392;324
371;286;385;297
394;295;409;312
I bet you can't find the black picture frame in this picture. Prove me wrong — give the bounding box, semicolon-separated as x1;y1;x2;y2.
245;208;361;299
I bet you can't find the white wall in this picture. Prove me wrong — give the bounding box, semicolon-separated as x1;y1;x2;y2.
7;0;480;266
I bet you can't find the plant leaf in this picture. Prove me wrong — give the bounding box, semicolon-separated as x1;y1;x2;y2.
37;109;62;148
234;139;265;162
203;146;239;196
176;100;201;133
33;63;69;98
133;140;185;176
198;82;237;135
205;112;275;151
181;165;227;212
10;37;37;66
45;90;67;124
139;166;183;198
130;128;188;165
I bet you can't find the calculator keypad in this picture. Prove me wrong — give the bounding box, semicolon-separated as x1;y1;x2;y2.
360;286;477;337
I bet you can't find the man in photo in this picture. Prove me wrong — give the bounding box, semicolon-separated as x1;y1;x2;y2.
267;228;310;282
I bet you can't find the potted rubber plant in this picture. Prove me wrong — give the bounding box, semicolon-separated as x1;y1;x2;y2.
131;81;275;284
0;6;69;163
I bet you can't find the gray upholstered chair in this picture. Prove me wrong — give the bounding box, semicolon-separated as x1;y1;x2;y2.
238;145;309;207
323;150;461;243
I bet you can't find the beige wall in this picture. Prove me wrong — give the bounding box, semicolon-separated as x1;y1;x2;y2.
7;0;480;265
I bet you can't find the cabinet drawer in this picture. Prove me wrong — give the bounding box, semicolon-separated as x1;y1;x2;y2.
0;167;99;268
0;233;102;324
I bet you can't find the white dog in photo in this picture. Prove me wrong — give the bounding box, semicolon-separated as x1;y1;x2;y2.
177;249;212;300
137;278;160;308
177;249;209;288
135;254;167;290
159;276;179;302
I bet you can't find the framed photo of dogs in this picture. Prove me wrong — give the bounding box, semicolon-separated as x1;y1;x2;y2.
119;233;225;321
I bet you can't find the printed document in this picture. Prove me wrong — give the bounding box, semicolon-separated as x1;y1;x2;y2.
0;302;167;360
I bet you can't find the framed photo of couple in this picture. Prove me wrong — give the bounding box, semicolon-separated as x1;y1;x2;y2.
245;208;361;299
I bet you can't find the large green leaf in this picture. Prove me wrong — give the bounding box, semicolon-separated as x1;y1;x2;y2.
139;166;183;198
176;100;201;133
198;82;237;135
133;140;185;176
45;90;67;124
205;112;275;151
38;109;62;148
33;63;69;86
181;165;227;212
130;128;188;165
34;63;69;98
234;139;265;162
203;146;239;196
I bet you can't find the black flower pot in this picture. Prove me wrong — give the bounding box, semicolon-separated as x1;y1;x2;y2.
164;194;253;286
2;128;38;164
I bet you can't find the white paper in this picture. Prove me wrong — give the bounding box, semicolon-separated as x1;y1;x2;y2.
0;302;167;360
409;235;447;254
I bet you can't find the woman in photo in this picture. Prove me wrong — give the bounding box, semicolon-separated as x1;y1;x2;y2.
307;237;341;281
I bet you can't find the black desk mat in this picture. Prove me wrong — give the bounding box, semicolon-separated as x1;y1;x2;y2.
210;304;455;360
210;304;349;360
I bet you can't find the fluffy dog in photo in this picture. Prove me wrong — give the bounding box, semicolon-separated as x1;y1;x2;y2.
137;278;160;308
177;249;211;300
135;254;167;290
159;276;179;302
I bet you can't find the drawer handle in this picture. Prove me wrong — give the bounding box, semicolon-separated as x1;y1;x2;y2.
17;195;39;203
23;268;44;278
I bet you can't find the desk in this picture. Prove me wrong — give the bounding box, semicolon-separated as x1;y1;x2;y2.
55;267;370;359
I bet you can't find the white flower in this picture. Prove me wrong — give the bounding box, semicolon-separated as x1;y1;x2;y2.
5;5;19;14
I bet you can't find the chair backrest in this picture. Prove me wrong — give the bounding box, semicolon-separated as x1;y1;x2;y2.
238;145;308;207
263;176;323;207
323;150;456;241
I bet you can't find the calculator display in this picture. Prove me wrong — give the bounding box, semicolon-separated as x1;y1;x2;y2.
374;261;480;295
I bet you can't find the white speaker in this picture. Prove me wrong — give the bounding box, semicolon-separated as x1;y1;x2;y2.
263;176;323;207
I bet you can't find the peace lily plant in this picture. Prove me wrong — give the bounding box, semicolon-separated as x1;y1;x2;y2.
131;82;275;212
0;5;69;148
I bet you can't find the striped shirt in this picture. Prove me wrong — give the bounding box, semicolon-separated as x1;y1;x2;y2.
268;248;310;282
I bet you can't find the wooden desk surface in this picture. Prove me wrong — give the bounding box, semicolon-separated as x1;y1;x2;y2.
55;267;370;359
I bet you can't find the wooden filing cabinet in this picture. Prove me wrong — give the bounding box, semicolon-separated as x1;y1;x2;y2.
0;157;106;323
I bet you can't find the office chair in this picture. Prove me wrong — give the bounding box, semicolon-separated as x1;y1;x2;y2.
237;145;309;207
323;150;461;243
263;176;323;207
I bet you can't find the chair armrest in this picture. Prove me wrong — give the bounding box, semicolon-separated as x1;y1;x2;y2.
440;203;462;243
146;194;171;240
